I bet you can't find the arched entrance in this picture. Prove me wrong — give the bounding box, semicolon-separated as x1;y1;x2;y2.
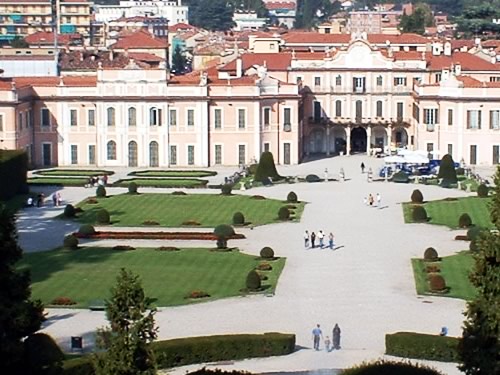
393;127;409;148
308;128;326;154
351;126;367;153
128;141;138;167
149;141;159;167
371;126;387;150
331;126;347;155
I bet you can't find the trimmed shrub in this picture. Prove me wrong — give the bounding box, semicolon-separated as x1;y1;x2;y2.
256;262;272;271
341;359;444;375
305;174;321;183
477;183;488;197
467;226;484;241
278;206;290;221
187;290;210;299
426;265;440;273
423;247;438;261
260;246;274;259
232;212;245;225
287;191;298;203
51;297;76;306
63;204;76;218
429;274;447;292
182;220;201;226
86;197;98;204
172;191;188;195
458;213;472;228
246;270;261;290
437;154;458;184
254;151;280;182
96;208;110;224
392;171;409;183
248;163;258;175
156;246;180;252
78;224;95;236
456;167;465;176
112;245;136;251
221;184;233;195
63;234;78;250
23;333;64;374
385;332;459;362
412;206;428;222
469;239;479;252
0;150;28;200
128;181;138;194
96;185;106;197
411;189;424;203
251;195;266;200
142;220;160;226
214;224;235;249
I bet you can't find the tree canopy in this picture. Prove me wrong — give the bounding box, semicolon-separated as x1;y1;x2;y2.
187;0;235;31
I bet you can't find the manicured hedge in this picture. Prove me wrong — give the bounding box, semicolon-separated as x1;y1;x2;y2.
62;333;295;375
0;150;28;200
113;178;208;188
385;332;459;362
341;359;443;374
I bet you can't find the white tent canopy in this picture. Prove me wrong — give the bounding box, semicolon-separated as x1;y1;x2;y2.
384;153;429;164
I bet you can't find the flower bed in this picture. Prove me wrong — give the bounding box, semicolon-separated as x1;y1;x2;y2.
74;231;245;241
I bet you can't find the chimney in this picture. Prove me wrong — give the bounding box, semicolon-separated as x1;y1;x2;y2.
455;63;461;76
444;41;451;56
236;57;242;78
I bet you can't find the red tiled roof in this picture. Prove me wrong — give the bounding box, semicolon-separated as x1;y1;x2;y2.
168;23;196;32
0;55;55;61
220;53;292;72
265;1;296;10
25;31;82;45
367;33;428;44
13;76;96;88
451;39;474;50
128;52;164;62
282;32;350;44
0;78;13;90
391;50;425;60
111;30;167;49
427;52;500;71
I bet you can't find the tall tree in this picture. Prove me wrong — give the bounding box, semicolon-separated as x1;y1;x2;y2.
94;268;158;375
171;45;187;74
0;204;45;374
188;0;235;31
458;167;500;374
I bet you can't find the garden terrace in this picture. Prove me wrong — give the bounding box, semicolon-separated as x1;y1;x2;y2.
18;247;285;308
403;196;493;229
74;193;305;227
411;251;476;300
128;170;217;178
112;178;208;188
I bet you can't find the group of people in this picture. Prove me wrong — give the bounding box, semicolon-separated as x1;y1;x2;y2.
312;324;341;352
363;193;382;207
304;230;335;249
85;175;108;188
26;192;63;208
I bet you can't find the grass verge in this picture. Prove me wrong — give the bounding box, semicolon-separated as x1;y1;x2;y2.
28;177;89;187
129;170;217;178
19;247;285;308
33;169;113;177
113;178;207;188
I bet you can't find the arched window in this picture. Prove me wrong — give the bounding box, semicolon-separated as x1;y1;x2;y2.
107;140;117;160
128;107;137;126
107;107;115;126
149;141;159;167
149;107;162;126
128;141;138;167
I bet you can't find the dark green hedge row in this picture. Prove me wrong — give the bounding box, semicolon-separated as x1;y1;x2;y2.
62;332;295;374
385;332;459;362
0;150;28;200
340;359;443;375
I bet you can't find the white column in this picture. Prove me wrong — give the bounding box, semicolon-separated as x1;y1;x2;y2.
366;125;371;155
254;101;260;162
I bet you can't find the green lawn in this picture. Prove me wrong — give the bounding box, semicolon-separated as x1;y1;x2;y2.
28;177;89;187
19;247;286;308
411;251;476;300
403;196;493;229
75;193;304;227
129;170;217;178
113;178;208;188
34;169;113;177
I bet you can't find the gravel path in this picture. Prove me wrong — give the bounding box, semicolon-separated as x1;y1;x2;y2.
19;155;482;374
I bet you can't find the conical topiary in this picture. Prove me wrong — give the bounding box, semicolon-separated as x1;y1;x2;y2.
246;270;261;291
437;154;457;184
254;151;281;183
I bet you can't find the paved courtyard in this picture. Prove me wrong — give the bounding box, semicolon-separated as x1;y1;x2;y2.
18;155;482;374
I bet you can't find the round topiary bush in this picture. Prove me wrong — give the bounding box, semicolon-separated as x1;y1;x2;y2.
477;184;488;198
63;234;78;250
429;274;447;292
287;191;298;203
232;211;245;225
214;224;235;249
128;181;138;194
469;239;479;252
96;185;106;198
78;224;96;236
96;208;110;224
412;206;428;222
260;246;275;259
467;226;483;241
246;270;261;291
411;189;424;203
23;333;64;374
221;184;233;195
341;359;443;374
423;247;439;261
63;204;76;218
437;154;458;184
458;213;473;228
305;174;321;183
278;206;290;221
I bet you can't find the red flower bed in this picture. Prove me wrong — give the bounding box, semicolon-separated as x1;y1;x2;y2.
74;231;245;241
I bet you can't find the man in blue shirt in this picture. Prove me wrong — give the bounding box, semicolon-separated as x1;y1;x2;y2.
312;324;323;350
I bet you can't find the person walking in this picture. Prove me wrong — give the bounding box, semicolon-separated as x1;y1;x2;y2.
324;168;328;182
312;324;323;351
376;193;381;207
311;232;316;248
318;230;325;248
332;323;341;350
324;336;331;352
328;232;334;249
368;194;374;206
304;230;310;248
52;192;57;206
360;162;365;173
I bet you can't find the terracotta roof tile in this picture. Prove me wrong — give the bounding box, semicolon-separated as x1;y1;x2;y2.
220;53;292;72
427;52;500;71
265;1;296;10
111;30;167;49
168;23;196;32
0;78;13;90
282;32;350;44
13;76;96;88
25;31;82;46
367;33;428;44
128;52;164;62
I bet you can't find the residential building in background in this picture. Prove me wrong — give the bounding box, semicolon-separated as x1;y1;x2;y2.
263;1;296;29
